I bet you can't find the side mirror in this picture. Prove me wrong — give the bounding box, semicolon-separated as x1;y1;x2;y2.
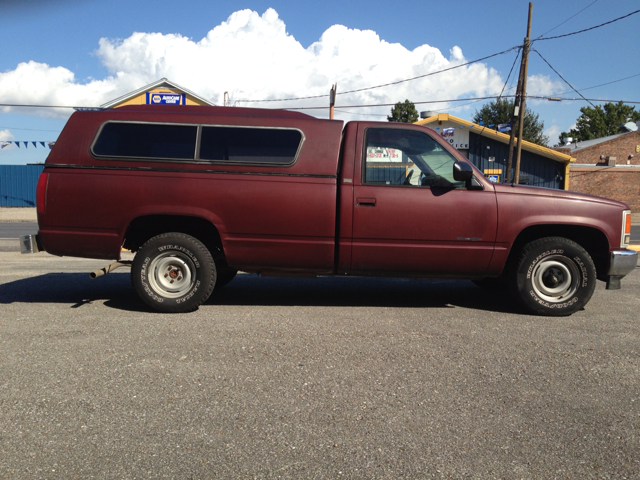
453;161;473;182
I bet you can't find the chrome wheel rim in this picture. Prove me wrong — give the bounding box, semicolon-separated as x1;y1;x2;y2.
531;255;580;302
148;252;195;298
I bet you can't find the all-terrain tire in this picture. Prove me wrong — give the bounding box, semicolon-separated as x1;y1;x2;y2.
131;233;216;313
511;236;596;316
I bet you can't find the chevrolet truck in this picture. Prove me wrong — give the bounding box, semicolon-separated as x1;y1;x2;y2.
21;105;637;315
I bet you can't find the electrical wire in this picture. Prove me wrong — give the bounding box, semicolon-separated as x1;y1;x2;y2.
337;47;520;97
536;0;599;39
0;103;80;109
234;46;519;103
532;49;596;107
0;126;61;132
528;96;640;104
553;73;640;96
3;93;640;114
333;109;387;118
233;10;639;105
534;8;640;42
475;48;522;139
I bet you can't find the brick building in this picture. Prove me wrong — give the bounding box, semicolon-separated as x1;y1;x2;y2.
554;130;640;212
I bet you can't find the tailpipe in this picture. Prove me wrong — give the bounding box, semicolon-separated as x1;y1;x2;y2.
90;260;132;279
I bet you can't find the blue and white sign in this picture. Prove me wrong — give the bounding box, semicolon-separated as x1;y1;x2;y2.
488;175;499;183
437;122;469;149
146;92;186;105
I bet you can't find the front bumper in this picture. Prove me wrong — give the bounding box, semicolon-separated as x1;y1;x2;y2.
605;249;638;289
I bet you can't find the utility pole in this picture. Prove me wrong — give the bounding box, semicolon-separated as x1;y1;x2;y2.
329;84;337;119
513;3;533;185
505;49;525;184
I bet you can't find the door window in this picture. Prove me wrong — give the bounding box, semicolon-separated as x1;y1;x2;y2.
364;128;465;188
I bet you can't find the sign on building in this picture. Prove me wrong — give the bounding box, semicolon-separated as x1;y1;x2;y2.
437;123;469;149
145;92;186;105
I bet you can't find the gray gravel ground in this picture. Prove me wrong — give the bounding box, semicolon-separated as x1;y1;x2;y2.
0;252;639;478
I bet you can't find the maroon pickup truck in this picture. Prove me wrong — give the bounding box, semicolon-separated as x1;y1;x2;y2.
21;105;636;315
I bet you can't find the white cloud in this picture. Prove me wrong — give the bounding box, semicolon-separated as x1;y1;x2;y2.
0;129;15;141
0;8;507;120
544;124;562;145
526;74;563;97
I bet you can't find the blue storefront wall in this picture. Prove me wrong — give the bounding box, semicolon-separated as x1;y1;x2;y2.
0;165;45;207
468;132;564;189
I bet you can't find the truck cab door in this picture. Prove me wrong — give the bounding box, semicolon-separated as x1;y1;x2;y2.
350;125;497;276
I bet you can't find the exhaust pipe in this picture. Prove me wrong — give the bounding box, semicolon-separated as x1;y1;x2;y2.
90;260;132;279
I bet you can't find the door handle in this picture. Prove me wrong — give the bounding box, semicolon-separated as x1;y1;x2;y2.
356;197;376;207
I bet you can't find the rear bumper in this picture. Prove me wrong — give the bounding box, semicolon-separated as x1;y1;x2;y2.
19;234;42;254
605;249;638;289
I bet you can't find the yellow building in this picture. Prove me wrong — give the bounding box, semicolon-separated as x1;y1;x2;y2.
100;78;214;108
416;113;575;190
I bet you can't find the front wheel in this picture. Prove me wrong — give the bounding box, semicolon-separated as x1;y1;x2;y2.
512;237;596;316
132;233;216;313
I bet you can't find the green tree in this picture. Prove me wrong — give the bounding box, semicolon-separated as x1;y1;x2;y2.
558;101;640;144
472;98;549;146
387;99;419;123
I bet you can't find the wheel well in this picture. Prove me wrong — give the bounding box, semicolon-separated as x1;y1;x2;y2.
123;215;227;264
506;224;610;278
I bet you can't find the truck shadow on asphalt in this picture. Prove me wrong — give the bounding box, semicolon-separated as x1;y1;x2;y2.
0;272;521;314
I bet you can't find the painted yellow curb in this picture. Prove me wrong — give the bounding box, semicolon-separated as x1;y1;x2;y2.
627;245;640;252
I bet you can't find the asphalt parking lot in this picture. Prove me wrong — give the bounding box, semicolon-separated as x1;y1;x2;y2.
1;249;639;478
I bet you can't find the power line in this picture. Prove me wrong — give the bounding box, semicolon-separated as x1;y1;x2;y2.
532;49;596;107
0;126;61;132
235;46;519;103
336;47;519;96
528;96;640;104
534;8;640;42
554;73;640;96
3;93;640;115
536;0;599;39
475;48;522;139
0;103;81;109
289;95;640;111
233;10;640;105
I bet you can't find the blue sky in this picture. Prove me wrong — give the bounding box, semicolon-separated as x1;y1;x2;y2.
1;0;639;164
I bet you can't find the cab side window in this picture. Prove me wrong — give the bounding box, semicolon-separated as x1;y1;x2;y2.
364;128;465;188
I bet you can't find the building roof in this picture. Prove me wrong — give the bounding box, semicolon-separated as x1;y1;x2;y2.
415;113;574;164
560;132;629;152
100;78;215;108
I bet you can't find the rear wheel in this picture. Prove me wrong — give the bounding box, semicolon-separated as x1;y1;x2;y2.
132;232;216;313
512;237;596;316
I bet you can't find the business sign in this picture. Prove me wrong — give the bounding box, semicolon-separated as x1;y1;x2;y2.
436;122;469;150
366;147;403;162
146;92;186;105
488;174;500;183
